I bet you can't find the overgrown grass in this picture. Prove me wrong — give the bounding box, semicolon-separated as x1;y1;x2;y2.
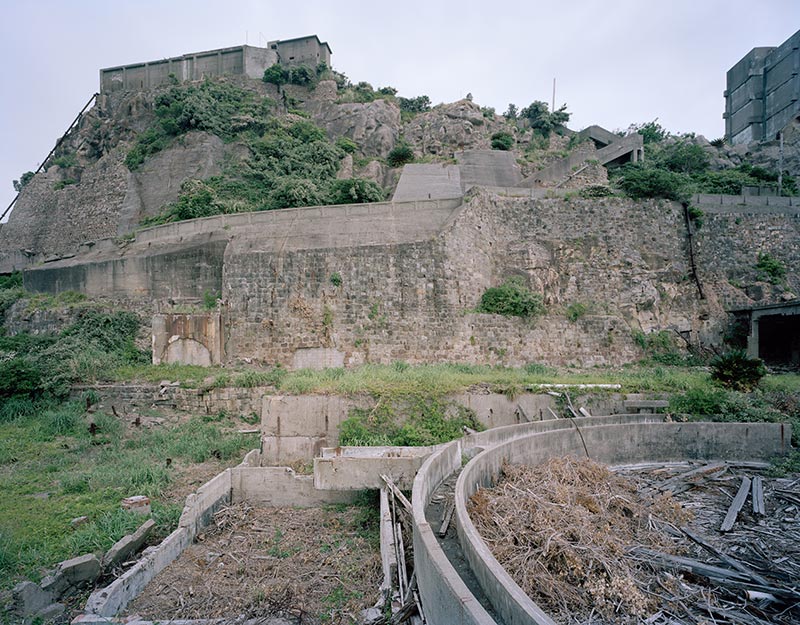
0;402;251;588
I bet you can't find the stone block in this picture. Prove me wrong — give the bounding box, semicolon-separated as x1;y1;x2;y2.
57;553;101;585
103;519;156;569
33;602;65;623
12;581;53;616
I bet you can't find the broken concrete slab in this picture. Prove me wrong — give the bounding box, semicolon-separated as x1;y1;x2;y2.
103;519;155;569
57;553;101;586
32;602;65;623
12;581;54;617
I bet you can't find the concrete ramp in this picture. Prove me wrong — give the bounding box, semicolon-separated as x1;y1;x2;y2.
392;163;462;202
456;149;522;190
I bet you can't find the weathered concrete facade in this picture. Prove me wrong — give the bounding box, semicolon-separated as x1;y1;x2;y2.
725;28;800;144
99;35;330;93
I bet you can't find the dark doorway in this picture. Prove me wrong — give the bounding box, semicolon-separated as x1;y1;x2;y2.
759;313;800;365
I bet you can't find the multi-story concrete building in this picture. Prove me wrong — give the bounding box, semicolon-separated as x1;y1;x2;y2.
724;28;800;144
99;35;332;93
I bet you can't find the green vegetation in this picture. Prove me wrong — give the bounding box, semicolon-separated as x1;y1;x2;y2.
476;277;544;318
53;178;78;190
339;397;481;446
139;109;380;225
397;95;431;115
631;329;697;366
51;153;78;169
12;171;35;193
329;272;343;287
755;252;786;284
710;350;767;391
126;79;276;171
0;308;148;401
613;132;797;202
518;101;571;137
328;178;384;204
490;131;514;151
0;401;250;586
262;63;318;87
565;302;588;322
670;384;799;446
631;120;669;145
335;136;358;154
387;142;415;168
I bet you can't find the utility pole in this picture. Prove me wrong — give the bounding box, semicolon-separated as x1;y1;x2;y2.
778;131;784;196
552;78;556;112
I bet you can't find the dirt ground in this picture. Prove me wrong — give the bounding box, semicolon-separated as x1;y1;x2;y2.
470;457;800;625
126;502;383;624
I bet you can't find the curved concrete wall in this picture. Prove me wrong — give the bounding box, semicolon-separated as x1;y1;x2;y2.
454;422;791;625
410;415;667;625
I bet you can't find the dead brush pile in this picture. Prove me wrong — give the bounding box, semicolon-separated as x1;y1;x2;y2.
469;456;692;623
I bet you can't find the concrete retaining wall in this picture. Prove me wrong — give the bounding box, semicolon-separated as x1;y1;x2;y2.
232;466;357;506
453;422;792;625
84;464;236;617
410;414;665;625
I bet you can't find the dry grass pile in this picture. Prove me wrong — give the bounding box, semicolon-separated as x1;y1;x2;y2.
126;502;382;624
469;456;692;622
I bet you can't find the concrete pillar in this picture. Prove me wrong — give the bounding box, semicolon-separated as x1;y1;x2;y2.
747;316;760;359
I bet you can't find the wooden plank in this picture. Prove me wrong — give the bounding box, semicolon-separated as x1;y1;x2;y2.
438;502;455;537
721;476;752;532
516;403;532;423
659;462;727;494
382;475;413;514
752;476;765;516
578;407;592;418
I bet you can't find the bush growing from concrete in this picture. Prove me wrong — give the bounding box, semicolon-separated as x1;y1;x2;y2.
476;277;544;318
339;397;481;446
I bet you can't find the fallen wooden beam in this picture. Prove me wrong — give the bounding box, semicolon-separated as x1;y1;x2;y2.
680;527;771;586
721;476;752;532
382;475;413;514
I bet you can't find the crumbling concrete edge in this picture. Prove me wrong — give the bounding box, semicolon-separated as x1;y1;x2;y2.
410;414;665;625
453;421;793;625
80;450;261;620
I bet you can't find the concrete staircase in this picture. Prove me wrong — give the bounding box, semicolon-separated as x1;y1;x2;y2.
519;128;644;189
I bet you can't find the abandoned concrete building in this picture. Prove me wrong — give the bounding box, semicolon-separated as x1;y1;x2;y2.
100;34;332;93
725;27;800;144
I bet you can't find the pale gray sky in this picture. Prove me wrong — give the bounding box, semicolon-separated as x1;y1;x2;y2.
1;0;798;221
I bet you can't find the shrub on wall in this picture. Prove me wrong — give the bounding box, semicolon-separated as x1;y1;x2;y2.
490;132;514;151
755;252;786;284
477;277;544;317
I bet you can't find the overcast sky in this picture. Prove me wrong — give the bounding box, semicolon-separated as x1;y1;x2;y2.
1;0;798;222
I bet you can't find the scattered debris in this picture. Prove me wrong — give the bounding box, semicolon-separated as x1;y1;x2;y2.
470;456;800;624
102;518;155;570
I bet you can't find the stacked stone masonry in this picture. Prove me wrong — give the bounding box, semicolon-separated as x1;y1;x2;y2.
21;189;800;368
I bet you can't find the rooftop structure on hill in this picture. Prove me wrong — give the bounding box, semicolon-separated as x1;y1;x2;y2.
99;35;331;93
725;28;800;144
